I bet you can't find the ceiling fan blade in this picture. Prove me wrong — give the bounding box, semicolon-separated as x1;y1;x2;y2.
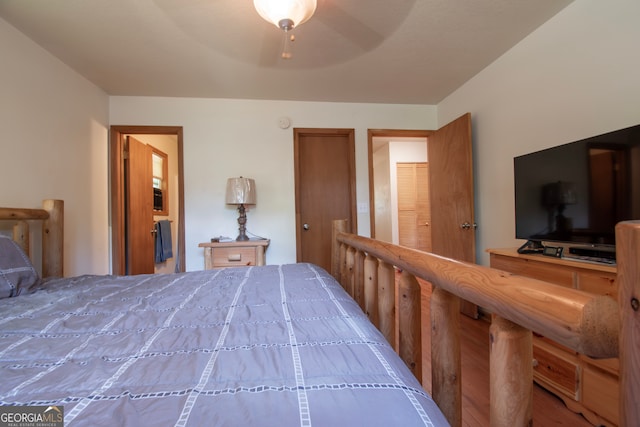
314;0;384;51
149;0;416;68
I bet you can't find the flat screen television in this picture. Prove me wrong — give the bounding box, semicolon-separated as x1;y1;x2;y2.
514;123;640;261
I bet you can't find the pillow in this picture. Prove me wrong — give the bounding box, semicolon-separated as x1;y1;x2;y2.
0;235;40;298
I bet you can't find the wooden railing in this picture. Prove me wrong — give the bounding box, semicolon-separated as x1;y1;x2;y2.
331;219;640;427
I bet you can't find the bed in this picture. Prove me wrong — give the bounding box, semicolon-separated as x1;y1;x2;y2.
0;200;447;426
1;200;639;426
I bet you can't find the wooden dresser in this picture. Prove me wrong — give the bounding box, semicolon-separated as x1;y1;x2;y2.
487;248;618;427
199;239;269;269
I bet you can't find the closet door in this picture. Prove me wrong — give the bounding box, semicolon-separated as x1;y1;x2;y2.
397;163;431;252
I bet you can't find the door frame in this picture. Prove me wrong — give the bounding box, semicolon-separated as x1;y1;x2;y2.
293;128;358;264
367;129;432;238
109;125;185;275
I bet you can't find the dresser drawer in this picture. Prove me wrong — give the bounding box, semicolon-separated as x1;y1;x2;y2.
533;339;580;400
489;254;574;287
576;271;617;299
212;246;257;267
582;364;619;425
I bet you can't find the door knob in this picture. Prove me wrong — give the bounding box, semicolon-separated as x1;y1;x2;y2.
460;222;477;230
303;223;310;230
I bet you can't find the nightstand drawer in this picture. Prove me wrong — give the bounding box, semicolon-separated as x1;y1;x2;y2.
199;239;269;269
213;247;257;267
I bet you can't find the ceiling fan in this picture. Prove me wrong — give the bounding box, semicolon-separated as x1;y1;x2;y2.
253;0;417;65
253;0;317;59
153;0;416;68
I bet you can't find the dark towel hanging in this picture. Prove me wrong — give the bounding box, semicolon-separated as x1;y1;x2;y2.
155;220;173;263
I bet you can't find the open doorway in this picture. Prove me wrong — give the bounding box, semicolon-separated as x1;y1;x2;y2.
368;129;431;244
368;115;478;319
109;125;185;275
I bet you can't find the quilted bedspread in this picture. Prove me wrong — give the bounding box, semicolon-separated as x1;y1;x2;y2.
0;263;448;426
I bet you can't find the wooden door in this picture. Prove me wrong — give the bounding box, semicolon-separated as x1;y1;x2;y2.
126;136;155;274
429;113;477;317
110;126;185;276
294;128;357;272
397;163;432;252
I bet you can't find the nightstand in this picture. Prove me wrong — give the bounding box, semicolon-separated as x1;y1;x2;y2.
199;239;269;269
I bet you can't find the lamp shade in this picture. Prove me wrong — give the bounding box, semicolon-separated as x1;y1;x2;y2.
226;177;257;205
253;0;317;29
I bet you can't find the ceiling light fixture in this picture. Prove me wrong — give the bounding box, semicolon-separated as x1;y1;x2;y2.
253;0;317;31
253;0;317;59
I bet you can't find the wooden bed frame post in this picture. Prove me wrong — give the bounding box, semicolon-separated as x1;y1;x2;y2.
489;315;533;427
616;221;640;427
430;287;462;427
42;199;64;277
12;221;29;255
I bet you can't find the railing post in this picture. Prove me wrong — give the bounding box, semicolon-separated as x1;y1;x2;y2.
431;287;461;427
378;261;396;350
354;249;365;309
489;315;533;427
616;221;640;427
331;219;348;280
399;270;422;382
363;255;379;327
345;247;356;299
338;243;347;288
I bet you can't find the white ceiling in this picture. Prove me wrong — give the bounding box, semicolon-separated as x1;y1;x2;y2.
0;0;573;105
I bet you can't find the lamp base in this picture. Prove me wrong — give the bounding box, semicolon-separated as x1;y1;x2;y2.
235;204;249;241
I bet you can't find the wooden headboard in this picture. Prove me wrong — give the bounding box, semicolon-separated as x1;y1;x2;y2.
0;199;64;277
331;219;640;427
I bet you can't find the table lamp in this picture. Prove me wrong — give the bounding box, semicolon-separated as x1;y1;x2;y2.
226;177;256;241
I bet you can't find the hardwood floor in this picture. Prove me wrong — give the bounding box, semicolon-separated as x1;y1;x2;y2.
416;281;593;426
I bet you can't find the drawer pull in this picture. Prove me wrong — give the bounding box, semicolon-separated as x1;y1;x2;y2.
228;253;242;262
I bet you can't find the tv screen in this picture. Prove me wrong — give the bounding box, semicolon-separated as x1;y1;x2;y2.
514;124;640;251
